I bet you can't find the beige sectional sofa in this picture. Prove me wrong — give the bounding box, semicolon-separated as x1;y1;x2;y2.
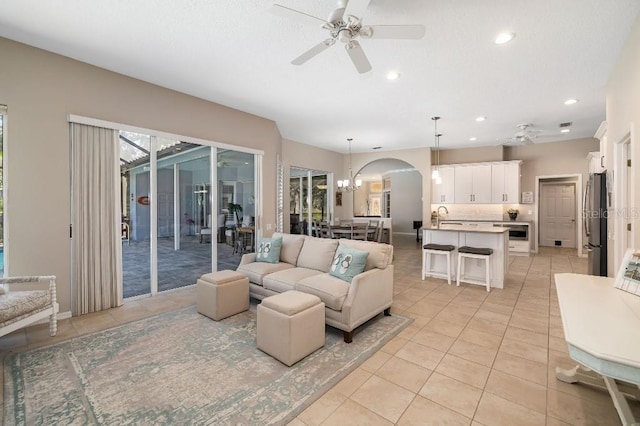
237;232;394;343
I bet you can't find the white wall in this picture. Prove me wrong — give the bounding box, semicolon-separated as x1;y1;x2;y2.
606;14;640;272
0;37;281;313
388;170;423;233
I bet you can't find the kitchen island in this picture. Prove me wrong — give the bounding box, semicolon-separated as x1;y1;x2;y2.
422;224;509;289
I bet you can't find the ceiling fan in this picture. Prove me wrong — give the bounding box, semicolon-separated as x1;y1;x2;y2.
270;0;426;74
497;123;543;146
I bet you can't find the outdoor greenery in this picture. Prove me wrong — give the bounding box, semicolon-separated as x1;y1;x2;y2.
228;202;243;224
290;176;327;221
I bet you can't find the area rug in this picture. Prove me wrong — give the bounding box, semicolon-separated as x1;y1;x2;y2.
4;304;412;425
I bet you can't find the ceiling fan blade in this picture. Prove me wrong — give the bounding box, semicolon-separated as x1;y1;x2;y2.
270;4;327;26
362;25;426;40
345;40;372;74
291;39;336;65
343;0;371;21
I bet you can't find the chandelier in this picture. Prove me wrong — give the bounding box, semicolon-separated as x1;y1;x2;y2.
431;116;442;185
337;138;362;192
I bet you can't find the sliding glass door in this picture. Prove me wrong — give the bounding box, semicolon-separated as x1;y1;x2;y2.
290;167;330;235
120;132;151;298
156;141;212;292
119;130;260;299
217;149;255;270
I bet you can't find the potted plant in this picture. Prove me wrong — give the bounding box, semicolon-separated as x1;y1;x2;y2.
228;202;243;225
507;208;519;220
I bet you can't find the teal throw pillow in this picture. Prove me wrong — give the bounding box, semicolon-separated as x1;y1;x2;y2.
256;237;282;263
329;244;369;283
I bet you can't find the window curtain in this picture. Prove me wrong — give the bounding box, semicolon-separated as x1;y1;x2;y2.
71;123;123;315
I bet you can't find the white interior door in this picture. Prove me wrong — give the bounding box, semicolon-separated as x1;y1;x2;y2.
540;183;576;247
625;141;632;250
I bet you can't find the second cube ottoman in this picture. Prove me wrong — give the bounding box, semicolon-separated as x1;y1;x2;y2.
257;290;325;366
197;270;249;321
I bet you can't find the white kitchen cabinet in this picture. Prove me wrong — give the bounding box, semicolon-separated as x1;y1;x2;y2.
491;161;521;203
431;165;455;203
594;121;607;170
588;151;604;174
454;164;492;203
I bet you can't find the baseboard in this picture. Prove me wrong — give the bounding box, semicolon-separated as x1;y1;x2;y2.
32;310;71;325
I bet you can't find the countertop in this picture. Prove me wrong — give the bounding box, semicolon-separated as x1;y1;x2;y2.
440;219;532;225
422;225;509;234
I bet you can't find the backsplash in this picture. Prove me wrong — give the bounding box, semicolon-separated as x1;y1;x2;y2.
430;203;535;222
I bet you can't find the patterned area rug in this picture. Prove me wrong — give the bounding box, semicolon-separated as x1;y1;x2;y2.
4;304;411;425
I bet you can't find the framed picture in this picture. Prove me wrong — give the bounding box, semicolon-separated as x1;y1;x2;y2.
336;191;342;206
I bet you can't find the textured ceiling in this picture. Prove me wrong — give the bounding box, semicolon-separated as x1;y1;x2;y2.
0;0;639;153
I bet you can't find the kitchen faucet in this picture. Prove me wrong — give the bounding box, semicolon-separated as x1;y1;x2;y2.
436;206;449;228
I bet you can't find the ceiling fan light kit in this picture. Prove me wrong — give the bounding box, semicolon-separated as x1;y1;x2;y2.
497;123;543;146
272;0;426;74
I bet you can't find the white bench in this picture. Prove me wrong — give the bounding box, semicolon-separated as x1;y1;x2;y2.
0;275;58;338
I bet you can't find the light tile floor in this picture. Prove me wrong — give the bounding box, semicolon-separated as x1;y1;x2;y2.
1;235;638;425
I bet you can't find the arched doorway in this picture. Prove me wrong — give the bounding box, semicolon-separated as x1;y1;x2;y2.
355;159;423;235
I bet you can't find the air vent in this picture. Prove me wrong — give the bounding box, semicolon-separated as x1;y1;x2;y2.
559;122;572;128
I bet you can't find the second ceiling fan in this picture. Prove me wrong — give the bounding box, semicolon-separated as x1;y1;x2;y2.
271;0;426;74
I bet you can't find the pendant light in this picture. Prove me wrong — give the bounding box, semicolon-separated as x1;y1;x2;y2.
337;138;362;192
431;116;442;183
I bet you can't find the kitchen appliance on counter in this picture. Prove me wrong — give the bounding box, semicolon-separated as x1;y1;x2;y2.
584;172;607;276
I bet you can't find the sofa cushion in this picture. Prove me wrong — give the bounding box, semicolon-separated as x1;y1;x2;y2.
329;244;369;283
296;237;338;272
263;267;324;294
0;290;51;324
336;240;393;271
295;273;350;311
256;236;282;263
272;232;306;265
236;262;294;286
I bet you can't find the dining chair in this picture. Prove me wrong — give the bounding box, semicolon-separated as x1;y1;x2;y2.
319;221;331;238
375;221;385;242
351;223;369;240
367;220;379;241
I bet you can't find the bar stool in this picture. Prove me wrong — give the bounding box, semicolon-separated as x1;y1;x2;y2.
422;243;456;285
456;246;493;292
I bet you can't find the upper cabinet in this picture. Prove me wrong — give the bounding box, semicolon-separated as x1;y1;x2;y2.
431;165;455;203
593;121;607;170
431;160;521;205
491;161;521;203
454;164;492;203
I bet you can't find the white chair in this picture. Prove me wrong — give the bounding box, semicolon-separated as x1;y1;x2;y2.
350;223;369;240
422;244;456;285
0;275;59;338
374;220;385;242
456;246;493;292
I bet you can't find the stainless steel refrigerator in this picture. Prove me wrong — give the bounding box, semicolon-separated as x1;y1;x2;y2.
584;172;607;276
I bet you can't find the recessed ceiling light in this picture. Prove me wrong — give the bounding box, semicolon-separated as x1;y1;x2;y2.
475;116;486;122
386;71;400;80
561;128;571;133
564;98;579;105
469;137;477;141
494;32;515;45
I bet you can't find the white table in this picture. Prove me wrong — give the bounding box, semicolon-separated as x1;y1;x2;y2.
555;273;640;426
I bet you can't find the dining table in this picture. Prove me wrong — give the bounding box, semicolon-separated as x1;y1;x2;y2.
329;224;376;240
